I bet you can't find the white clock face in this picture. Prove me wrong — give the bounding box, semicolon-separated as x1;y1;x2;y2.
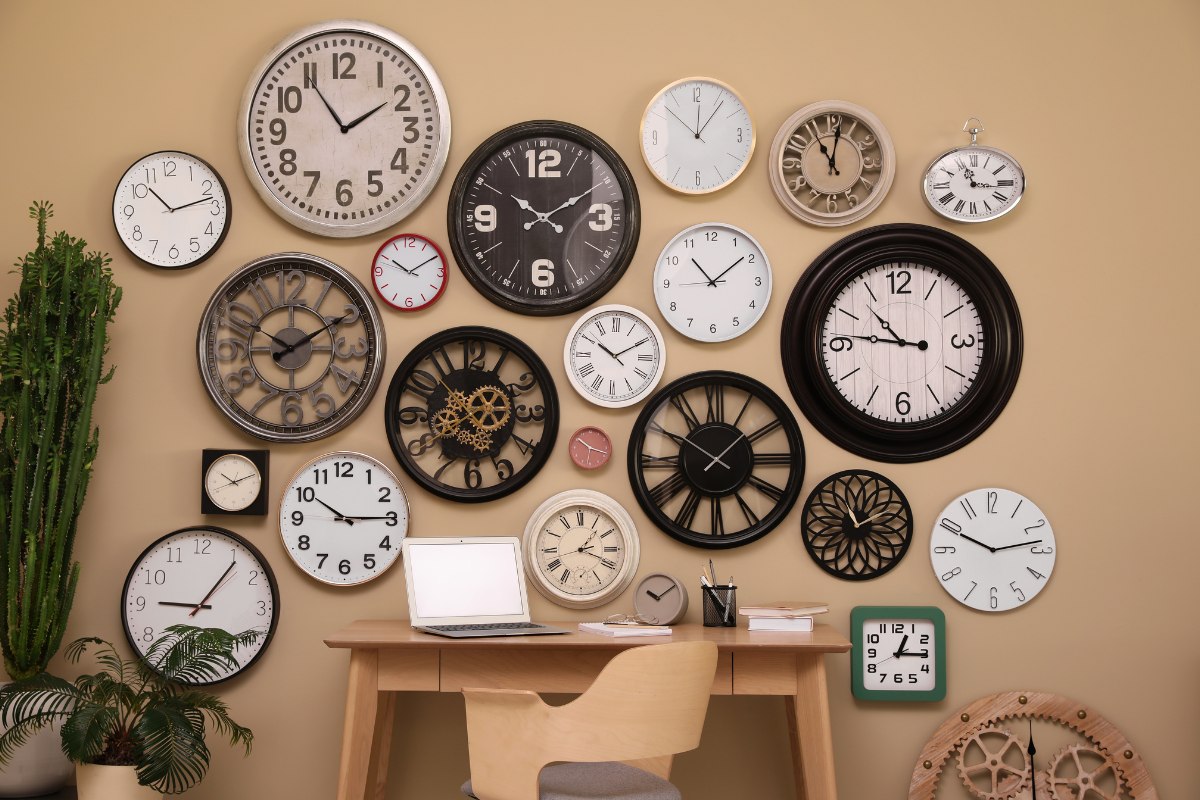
371;233;447;310
641;78;754;193
564;304;666;408
930;489;1056;612
239;22;450;237
654;223;771;342
923;146;1025;223
123;529;276;684
112;151;230;268
862;619;936;691
820;263;982;423
278;452;409;585
204;454;262;512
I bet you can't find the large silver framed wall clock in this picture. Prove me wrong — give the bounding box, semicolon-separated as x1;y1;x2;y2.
237;19;452;237
196;252;386;443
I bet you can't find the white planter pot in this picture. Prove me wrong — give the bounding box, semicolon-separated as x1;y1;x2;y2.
0;686;73;798
76;764;161;800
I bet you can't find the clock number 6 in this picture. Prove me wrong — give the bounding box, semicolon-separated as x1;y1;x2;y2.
532;259;555;288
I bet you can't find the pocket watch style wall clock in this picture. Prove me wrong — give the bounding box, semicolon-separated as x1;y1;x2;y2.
768;100;895;227
371;233;448;310
780;223;1023;462
922;119;1026;223
801;470;913;580
201;449;268;515
851;606;945;702
569;426;612;470
122;527;279;685
447;120;640;315
197;253;385;443
237;19;451;237
112;151;231;269
633;573;689;625
563;304;666;407
522;489;640;609
279;452;409;585
628;371;805;549
653;222;771;342
930;488;1055;612
639;77;755;194
384;326;559;502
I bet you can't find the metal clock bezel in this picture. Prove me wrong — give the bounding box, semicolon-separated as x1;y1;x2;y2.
563;304;667;408
921;144;1027;224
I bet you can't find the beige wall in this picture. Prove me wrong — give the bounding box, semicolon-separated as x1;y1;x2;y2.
1;0;1196;797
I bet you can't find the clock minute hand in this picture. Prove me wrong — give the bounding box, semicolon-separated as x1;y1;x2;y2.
696;100;724;137
406;254;439;275
168;196;217;213
188;559;236;617
828;123;842;175
543;182;605;220
612;338;649;359
665;105;701;139
309;79;348;131
707;256;746;286
272;314;349;361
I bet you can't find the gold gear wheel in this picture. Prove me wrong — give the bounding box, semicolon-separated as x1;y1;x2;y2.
449;389;470;411
432;408;461;435
1047;744;1126;800
466;386;510;431
957;728;1030;800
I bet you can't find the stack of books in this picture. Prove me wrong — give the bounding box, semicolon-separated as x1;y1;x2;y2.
738;601;828;631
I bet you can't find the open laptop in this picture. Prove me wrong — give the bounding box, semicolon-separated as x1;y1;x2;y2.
401;537;569;638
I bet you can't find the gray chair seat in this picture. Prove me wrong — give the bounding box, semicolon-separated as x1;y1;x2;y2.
462;761;680;800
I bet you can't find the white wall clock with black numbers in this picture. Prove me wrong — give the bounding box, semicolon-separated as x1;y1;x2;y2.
930;488;1055;612
780;223;1023;463
112;151;231;269
653;222;771;343
446;120;641;315
237;19;451;237
563;304;666;408
279;452;410;586
922;118;1026;224
850;606;946;702
122;527;279;685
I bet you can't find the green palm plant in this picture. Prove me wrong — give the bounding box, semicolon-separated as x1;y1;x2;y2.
0;201;121;680
0;625;260;794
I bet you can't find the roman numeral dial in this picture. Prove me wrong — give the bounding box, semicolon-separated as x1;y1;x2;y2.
564;305;667;408
922;137;1026;223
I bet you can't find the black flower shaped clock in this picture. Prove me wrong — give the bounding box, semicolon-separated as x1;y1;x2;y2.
801;470;913;580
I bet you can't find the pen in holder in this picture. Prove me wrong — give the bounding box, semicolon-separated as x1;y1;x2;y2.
702;584;737;627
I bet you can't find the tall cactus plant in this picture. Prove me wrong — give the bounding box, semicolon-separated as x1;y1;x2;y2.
0;202;121;680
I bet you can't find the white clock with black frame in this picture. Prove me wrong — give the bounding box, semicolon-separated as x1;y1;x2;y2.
563;304;667;408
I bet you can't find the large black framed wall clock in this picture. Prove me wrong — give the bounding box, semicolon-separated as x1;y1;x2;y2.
780;223;1022;462
196;252;386;443
628;371;805;549
801;470;913;580
446;120;640;315
384;326;559;502
237;19;451;237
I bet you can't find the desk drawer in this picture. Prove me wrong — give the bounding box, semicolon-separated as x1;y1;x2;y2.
440;650;733;695
732;652;797;695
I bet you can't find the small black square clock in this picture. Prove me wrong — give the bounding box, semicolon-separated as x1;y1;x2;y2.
201;449;269;516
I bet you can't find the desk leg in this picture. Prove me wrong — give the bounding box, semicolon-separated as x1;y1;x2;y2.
337;649;380;800
786;654;837;800
365;692;396;800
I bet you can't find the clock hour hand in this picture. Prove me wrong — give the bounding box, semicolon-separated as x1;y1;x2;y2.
867;307;905;344
690;258;720;287
645;588;662;601
817;138;839;176
342;101;388;131
314;497;354;525
381;256;414;274
243;320;291;349
654;428;729;469
589;339;624;366
543;182;605;220
893;634;909;657
272;314;349;362
955;532;996;553
147;186;175;212
696;100;724;137
309;79;348;131
992;539;1042;552
510;195;562;233
828;123;842;175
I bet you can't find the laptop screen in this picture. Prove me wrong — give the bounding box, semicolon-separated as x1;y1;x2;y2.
406;540;526;619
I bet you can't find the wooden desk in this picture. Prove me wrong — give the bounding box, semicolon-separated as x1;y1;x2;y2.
325;620;851;800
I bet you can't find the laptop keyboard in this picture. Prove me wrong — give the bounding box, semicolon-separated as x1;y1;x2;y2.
426;623;546;632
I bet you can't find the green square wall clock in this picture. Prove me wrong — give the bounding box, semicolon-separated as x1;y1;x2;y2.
851;606;946;702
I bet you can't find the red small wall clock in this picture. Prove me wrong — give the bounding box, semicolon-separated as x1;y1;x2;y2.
371;233;448;311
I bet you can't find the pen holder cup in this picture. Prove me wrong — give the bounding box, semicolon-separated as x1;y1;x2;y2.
702;585;737;627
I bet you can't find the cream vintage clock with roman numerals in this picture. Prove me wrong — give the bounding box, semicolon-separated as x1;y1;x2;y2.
768;100;895;227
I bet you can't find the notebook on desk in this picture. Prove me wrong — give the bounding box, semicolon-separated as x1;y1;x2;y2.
401;537;569;638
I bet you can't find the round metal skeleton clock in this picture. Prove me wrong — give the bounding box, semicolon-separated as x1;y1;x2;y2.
384;326;559;502
563;304;666;408
196;252;386;443
628;371;805;549
780;224;1023;463
922;119;1026;223
447;120;641;315
237;19;451;237
801;470;913;580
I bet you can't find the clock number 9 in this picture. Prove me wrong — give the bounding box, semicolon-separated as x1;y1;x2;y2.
474;205;497;232
829;337;853;352
269;119;286;145
291;511;303;526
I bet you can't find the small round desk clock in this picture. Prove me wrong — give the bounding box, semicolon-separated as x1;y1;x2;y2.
922;119;1026;223
569;426;612;470
633;572;689;625
204;453;262;513
563;304;667;408
371;233;448;310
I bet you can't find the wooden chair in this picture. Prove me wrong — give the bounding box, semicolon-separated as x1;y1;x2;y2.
460;640;719;800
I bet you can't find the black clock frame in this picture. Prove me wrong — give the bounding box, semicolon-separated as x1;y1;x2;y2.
627;370;805;550
780;223;1023;462
121;526;280;686
200;448;269;516
800;469;913;581
384;326;559;503
446;120;641;315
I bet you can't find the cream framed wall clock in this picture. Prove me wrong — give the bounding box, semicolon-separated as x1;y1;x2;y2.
768;100;895;227
237;19;451;237
922;118;1026;223
196;252;386;443
639;77;755;194
780;224;1023;462
112;151;231;269
201;449;268;516
446;120;640;315
930;488;1055;612
851;606;946;702
563;304;666;408
371;232;448;311
653;222;771;343
522;489;640;610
